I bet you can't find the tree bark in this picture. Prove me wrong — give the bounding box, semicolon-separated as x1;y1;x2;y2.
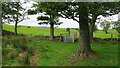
105;29;108;34
89;14;97;42
0;23;1;33
49;24;54;40
72;3;94;63
14;2;19;35
15;21;18;35
0;3;2;36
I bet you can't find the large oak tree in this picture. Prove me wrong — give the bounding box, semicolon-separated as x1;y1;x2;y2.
50;2;95;62
52;2;120;62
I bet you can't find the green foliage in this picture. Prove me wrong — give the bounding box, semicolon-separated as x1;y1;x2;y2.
34;2;62;25
27;9;37;15
89;2;120;16
66;28;70;34
37;16;49;21
2;2;25;23
2;2;26;35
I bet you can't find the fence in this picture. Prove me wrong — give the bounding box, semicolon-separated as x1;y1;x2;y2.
60;32;78;42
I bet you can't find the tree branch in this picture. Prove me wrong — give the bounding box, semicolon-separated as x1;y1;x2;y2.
60;11;79;22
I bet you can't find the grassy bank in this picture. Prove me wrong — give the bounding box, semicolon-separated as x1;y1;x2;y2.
2;35;118;66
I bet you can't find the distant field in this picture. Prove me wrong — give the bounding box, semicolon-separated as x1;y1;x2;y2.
3;24;119;38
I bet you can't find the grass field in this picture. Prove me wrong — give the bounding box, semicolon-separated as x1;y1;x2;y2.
2;24;119;66
2;36;118;66
3;24;119;38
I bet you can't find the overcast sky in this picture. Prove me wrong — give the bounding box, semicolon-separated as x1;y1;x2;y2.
8;1;119;30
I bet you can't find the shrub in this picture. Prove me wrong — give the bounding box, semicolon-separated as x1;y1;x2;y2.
11;36;28;51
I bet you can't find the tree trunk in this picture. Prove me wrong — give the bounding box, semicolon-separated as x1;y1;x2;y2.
0;22;2;36
14;3;19;35
0;3;2;36
89;14;97;42
49;24;54;40
72;4;94;63
105;30;108;34
15;21;18;35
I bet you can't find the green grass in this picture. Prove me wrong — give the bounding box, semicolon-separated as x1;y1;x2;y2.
3;24;72;36
76;42;118;66
3;24;119;38
2;36;118;66
2;24;119;66
34;39;118;66
93;29;119;38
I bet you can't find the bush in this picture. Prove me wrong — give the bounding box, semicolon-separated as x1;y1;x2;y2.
11;36;28;51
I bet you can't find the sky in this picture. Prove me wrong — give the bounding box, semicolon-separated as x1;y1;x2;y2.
7;1;119;30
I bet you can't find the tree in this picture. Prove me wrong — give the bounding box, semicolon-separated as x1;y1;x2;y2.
0;2;2;36
88;2;120;42
37;15;62;40
59;2;120;42
2;2;26;35
30;2;95;61
47;2;120;62
33;2;63;40
73;3;94;63
100;20;111;34
112;21;120;33
54;2;95;63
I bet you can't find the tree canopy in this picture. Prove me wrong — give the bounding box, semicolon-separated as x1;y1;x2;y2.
2;2;26;34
